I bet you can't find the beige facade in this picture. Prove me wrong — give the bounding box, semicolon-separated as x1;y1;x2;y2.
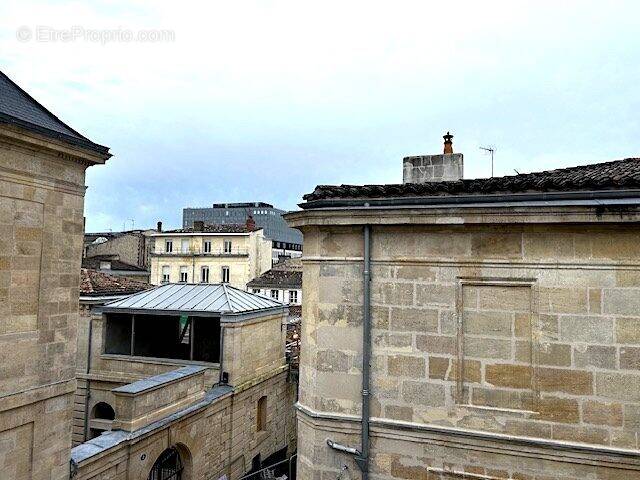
149;230;272;289
72;286;297;479
287;201;640;479
0;117;109;478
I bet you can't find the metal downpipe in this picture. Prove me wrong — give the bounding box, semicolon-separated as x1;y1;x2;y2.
360;224;372;479
82;316;93;442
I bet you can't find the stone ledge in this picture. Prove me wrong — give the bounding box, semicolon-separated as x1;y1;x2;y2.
296;403;640;468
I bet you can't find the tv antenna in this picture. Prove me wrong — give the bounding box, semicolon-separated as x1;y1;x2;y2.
479;146;496;177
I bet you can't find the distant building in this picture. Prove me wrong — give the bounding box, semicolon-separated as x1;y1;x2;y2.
247;257;302;305
82;254;151;283
84;229;155;270
72;283;296;479
149;218;272;289
0;69;110;480
183;202;303;264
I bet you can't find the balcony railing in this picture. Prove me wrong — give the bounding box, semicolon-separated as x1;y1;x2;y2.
152;247;249;257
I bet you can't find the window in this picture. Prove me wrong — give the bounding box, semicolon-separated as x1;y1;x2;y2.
270;289;279;300
179;266;188;283
201;266;209;283
221;266;230;283
257;396;267;432
252;288;260;295
223;240;232;254
203;240;211;253
181;239;189;253
165;240;173;253
289;290;298;304
162;266;170;283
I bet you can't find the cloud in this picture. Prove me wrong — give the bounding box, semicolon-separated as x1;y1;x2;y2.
1;0;639;230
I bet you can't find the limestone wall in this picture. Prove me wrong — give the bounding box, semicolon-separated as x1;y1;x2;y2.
296;222;640;478
223;313;286;387
0;125;107;480
73;370;297;480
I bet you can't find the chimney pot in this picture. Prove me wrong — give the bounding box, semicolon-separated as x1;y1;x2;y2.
157;221;162;232
443;131;454;154
246;215;256;231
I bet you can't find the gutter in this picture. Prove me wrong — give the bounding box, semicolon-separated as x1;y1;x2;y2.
327;225;372;478
299;189;640;210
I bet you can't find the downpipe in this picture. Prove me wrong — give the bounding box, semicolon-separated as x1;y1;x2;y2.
327;225;371;478
82;316;93;442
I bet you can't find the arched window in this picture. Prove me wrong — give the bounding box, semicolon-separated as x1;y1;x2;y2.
92;402;115;420
148;447;184;480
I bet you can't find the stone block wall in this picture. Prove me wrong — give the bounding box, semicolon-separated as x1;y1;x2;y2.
223;313;286;387
296;222;640;478
0;126;106;480
73;370;296;480
403;153;464;183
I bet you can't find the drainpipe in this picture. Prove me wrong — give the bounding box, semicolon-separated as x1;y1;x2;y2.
82;316;93;442
326;224;371;478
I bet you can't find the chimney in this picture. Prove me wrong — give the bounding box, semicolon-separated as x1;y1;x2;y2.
443;131;453;154
246;215;256;231
193;220;205;232
157;221;162;232
403;132;464;184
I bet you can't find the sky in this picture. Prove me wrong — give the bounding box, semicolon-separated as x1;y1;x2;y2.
1;1;639;232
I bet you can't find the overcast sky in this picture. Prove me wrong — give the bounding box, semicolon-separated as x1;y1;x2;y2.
1;1;639;231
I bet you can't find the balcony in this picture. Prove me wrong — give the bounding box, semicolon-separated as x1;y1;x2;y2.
151;247;249;257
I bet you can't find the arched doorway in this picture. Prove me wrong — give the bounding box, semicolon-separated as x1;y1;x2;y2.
148;447;184;480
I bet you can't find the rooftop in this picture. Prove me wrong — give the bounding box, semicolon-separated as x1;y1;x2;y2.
159;224;261;234
301;157;640;207
101;283;285;317
82;255;148;272
80;269;151;297
0;70;109;155
247;257;302;289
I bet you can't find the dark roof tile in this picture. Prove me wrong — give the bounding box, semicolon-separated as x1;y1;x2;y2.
303;158;640;203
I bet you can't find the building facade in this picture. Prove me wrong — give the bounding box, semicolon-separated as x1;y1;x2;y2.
286;138;640;479
183;202;303;253
247;257;302;305
0;70;110;479
72;283;297;479
149;220;272;289
84;229;155;270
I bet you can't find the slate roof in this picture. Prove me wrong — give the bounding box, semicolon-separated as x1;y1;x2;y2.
162;224;261;234
302;158;640;204
80;268;151;297
0;70;109;154
247;270;302;289
101;283;284;316
82;255;147;272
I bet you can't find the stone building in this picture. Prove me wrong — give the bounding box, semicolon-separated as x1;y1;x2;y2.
286;135;640;479
72;283;297;479
84;229;156;270
0;70;110;479
149;219;272;289
247;257;302;305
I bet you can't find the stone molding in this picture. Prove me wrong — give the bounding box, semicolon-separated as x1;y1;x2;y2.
297;403;640;469
0;378;76;413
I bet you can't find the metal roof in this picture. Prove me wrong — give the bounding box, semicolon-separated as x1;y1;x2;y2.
101;283;284;316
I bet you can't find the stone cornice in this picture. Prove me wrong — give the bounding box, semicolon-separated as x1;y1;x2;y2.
0;124;110;166
297;403;640;467
285;202;640;228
